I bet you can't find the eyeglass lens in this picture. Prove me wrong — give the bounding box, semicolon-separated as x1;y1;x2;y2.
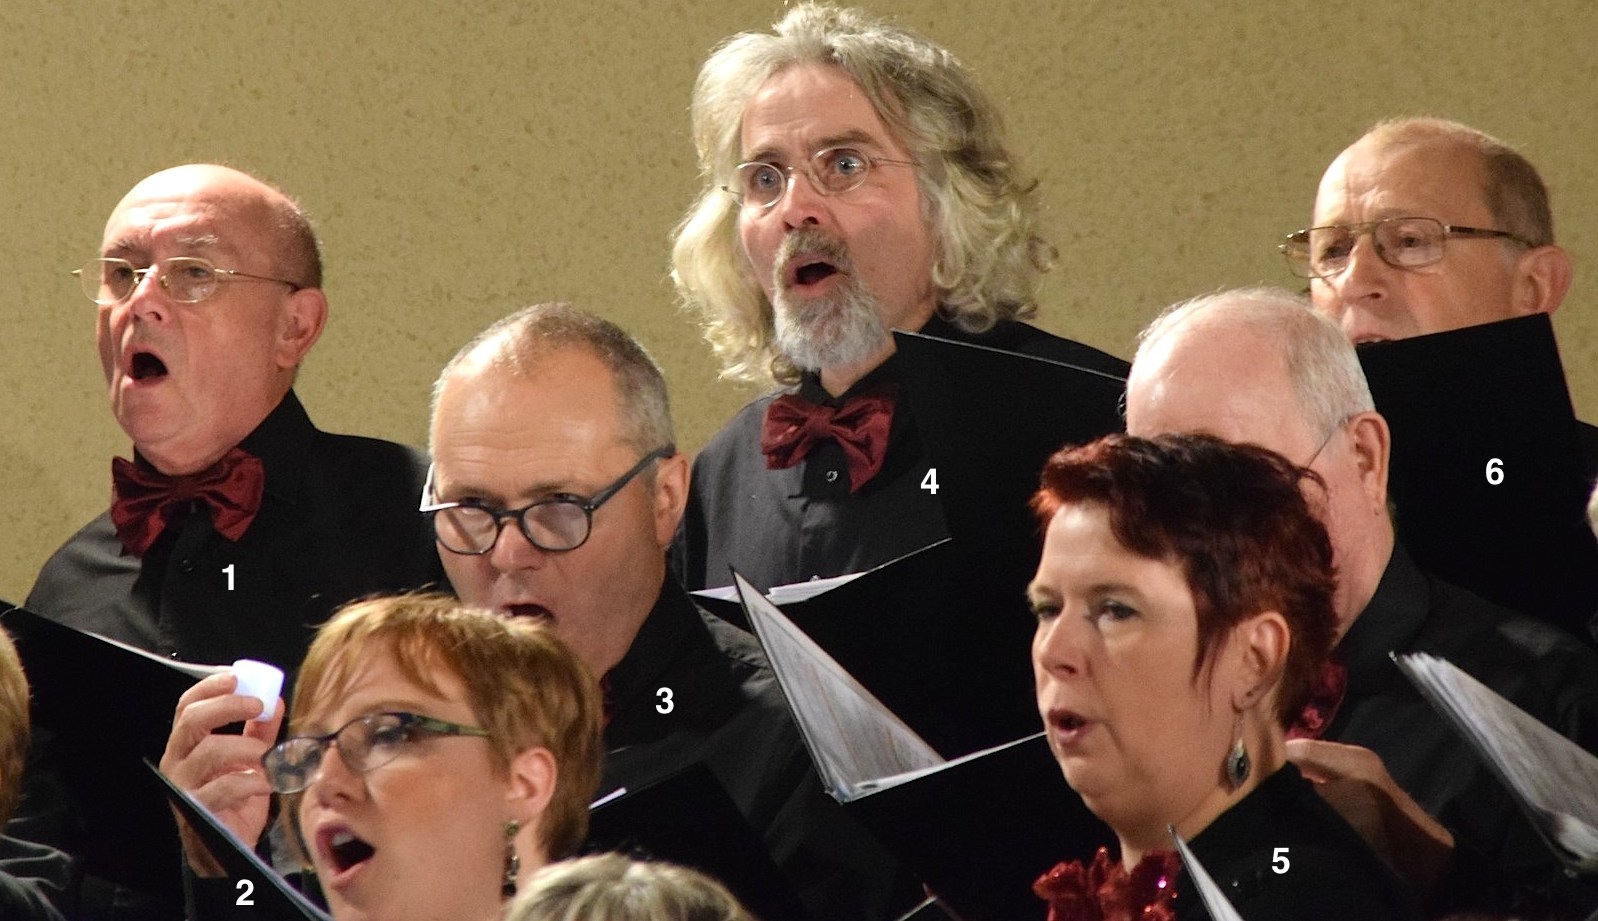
79;257;222;304
1292;218;1447;278
735;147;874;208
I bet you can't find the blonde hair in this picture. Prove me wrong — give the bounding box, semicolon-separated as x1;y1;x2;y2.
671;2;1051;385
291;594;604;859
0;629;28;825
509;854;760;921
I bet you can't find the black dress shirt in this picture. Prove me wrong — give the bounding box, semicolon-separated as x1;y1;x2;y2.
601;578;909;921
1327;544;1598;917
678;316;1128;592
1178;764;1420;921
14;391;444;921
27;390;443;665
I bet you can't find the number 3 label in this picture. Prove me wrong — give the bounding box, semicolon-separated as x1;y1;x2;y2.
1271;847;1290;874
656;688;674;714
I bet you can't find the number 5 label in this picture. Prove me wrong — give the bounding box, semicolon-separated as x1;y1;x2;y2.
1271;847;1290;874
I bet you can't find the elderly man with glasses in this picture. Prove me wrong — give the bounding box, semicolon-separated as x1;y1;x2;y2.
18;164;441;919
671;3;1127;593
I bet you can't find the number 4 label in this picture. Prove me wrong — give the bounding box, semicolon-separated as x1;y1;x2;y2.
920;468;939;495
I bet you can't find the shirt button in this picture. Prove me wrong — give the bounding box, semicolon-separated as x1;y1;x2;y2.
825;470;839;483
178;559;194;573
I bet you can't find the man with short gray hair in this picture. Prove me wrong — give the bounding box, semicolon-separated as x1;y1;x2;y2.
1127;286;1598;918
426;303;905;921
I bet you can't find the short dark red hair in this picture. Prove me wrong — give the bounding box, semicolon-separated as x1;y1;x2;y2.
1032;433;1337;727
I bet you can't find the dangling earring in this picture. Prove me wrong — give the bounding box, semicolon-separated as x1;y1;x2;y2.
502;819;522;896
1224;713;1250;790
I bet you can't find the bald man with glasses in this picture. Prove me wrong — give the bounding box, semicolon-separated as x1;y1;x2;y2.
16;164;441;919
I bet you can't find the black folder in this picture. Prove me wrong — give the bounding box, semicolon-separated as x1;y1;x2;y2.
2;604;214;912
702;540;1037;756
1358;314;1598;640
147;761;331;921
843;734;1109;921
586;763;809;921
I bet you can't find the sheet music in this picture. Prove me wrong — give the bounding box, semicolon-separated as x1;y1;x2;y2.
692;570;867;605
1170;827;1245;921
733;571;943;801
1396;651;1598;869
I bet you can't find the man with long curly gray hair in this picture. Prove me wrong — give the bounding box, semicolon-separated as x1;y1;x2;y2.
672;3;1126;591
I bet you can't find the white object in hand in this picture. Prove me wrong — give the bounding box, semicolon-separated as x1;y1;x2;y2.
231;659;284;723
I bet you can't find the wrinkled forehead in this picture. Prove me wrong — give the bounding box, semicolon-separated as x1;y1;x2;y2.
1314;136;1488;223
103;167;283;256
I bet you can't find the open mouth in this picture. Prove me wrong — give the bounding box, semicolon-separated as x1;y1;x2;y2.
792;260;840;287
503;603;552;621
129;351;168;381
322;828;376;875
1052;711;1086;732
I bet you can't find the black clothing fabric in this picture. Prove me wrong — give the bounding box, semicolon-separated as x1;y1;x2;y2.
26;390;442;665
601;578;909;921
1177;764;1420;921
679;316;1129;591
14;391;443;921
1327;545;1598;917
0;870;66;921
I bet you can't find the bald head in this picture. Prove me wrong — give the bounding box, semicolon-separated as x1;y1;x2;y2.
1127;288;1393;634
109;164;321;289
96;163;328;474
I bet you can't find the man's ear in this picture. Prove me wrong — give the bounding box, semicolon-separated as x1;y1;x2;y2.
1512;244;1573;317
274;287;328;370
1345;411;1391;516
652;451;691;549
1229;610;1290;711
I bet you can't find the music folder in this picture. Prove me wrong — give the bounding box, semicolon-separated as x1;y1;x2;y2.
734;572;1111;921
586;763;811;921
1358;314;1598;639
147;761;331;921
2;604;227;912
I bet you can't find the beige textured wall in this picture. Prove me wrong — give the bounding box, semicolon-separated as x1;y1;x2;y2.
3;1;1594;601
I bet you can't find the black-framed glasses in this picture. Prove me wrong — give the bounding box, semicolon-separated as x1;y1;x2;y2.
722;146;915;211
420;446;675;555
74;256;304;305
1278;216;1533;280
261;711;489;795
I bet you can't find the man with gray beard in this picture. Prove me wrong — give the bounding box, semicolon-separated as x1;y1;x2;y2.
671;3;1126;591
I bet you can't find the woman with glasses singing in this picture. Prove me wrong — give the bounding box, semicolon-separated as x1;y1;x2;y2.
1028;434;1419;921
164;593;603;921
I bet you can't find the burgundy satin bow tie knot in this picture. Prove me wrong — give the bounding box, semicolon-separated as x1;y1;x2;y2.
110;447;266;557
759;387;897;493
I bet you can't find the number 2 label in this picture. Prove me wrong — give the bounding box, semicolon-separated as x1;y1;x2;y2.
236;879;255;905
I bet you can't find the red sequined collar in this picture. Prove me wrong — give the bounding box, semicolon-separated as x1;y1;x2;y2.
1034;846;1181;921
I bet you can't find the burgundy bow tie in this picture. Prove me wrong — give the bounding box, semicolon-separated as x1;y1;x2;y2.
760;387;896;493
1288;659;1349;741
110;447;266;557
